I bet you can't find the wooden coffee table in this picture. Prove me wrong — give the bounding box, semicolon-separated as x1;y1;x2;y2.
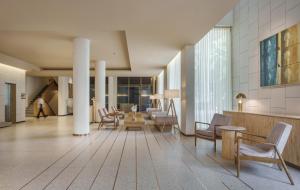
219;126;246;160
124;112;145;130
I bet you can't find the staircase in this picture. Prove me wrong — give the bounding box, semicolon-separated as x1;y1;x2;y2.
26;79;58;117
25;103;34;117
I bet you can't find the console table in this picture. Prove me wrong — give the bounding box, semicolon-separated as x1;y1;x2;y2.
224;111;300;167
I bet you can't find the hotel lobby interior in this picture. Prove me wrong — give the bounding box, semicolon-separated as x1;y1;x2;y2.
1;0;300;190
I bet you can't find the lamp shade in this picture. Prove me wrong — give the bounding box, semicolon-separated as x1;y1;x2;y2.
164;89;180;99
153;94;163;99
235;93;246;99
149;95;155;100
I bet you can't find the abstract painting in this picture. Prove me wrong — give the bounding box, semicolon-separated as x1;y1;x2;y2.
260;24;300;87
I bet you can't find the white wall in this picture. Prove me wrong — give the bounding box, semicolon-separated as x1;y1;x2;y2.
0;63;26;122
232;0;300;115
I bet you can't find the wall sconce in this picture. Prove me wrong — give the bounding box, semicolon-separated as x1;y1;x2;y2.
235;93;246;112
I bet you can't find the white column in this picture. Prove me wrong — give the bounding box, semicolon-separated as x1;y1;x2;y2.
108;76;117;112
58;76;69;116
181;45;195;135
73;38;90;135
95;60;106;121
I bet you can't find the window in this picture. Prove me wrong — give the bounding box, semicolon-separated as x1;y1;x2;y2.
195;27;232;128
117;77;153;112
90;77;108;109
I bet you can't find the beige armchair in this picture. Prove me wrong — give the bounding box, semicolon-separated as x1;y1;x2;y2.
112;106;125;119
194;113;232;152
98;108;117;130
235;122;294;185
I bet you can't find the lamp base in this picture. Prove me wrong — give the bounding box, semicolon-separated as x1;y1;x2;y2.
238;103;243;112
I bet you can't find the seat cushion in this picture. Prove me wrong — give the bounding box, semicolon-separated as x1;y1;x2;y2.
195;129;213;137
239;143;274;158
154;116;177;125
102;117;114;122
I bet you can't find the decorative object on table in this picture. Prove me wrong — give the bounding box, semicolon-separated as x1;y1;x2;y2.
235;122;294;185
235;93;246;112
131;104;137;120
260;23;300;87
164;89;180;127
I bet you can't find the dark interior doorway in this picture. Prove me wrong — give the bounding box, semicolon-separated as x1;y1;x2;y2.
4;83;16;123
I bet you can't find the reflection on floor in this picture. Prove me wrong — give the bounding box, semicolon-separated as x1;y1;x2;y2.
0;116;299;190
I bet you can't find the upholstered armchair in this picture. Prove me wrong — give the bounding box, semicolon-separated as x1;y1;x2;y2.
112;106;125;119
194;113;232;152
98;108;117;130
235;122;294;185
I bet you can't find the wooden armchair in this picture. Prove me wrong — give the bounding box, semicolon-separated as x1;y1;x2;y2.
194;113;232;152
235;122;294;185
103;107;119;126
112;106;125;119
98;108;117;130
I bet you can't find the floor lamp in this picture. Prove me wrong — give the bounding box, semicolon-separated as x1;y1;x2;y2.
150;94;163;110
154;94;163;110
164;89;180;125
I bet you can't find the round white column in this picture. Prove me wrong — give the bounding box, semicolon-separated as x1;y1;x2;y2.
73;38;90;135
95;60;106;121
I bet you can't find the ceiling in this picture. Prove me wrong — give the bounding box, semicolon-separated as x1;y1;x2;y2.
0;0;237;76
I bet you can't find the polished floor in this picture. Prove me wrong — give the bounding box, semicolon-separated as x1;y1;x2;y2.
0;116;299;190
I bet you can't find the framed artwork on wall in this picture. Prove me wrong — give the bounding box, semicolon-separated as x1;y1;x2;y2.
260;23;300;87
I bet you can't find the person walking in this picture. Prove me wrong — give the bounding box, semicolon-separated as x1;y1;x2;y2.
37;96;47;118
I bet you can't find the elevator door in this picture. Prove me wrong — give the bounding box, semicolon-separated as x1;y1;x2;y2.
4;83;16;123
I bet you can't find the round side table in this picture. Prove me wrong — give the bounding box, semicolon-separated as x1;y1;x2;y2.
219;126;246;160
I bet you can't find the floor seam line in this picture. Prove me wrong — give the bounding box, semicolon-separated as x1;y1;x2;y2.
40;130;105;190
65;129;113;189
112;130;128;190
88;126;124;190
18;131;99;190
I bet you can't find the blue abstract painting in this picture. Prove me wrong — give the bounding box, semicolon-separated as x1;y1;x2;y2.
260;35;278;87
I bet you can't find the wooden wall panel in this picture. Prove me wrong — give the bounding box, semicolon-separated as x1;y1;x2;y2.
224;111;300;167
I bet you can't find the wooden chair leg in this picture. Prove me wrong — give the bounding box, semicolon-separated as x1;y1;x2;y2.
195;136;197;147
213;139;217;152
237;140;240;177
98;122;102;130
237;155;240;177
276;151;294;185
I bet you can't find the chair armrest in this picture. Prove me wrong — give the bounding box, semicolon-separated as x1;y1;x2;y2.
236;136;274;146
107;113;116;116
195;121;210;132
238;131;267;139
195;121;210;125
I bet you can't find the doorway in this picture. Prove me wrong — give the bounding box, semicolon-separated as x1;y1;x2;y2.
4;83;16;123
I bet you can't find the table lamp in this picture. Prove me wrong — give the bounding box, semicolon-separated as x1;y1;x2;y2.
236;93;246;112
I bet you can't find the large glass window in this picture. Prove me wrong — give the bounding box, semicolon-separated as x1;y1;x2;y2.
195;27;232;127
117;77;153;112
90;77;108;109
